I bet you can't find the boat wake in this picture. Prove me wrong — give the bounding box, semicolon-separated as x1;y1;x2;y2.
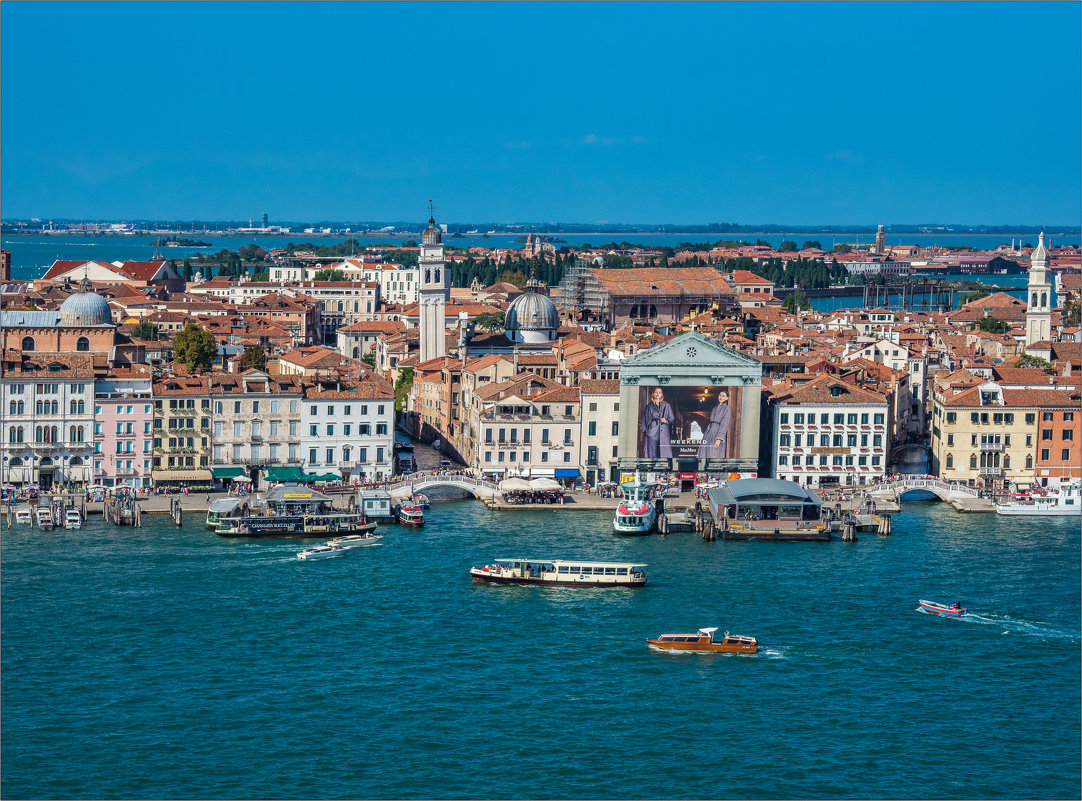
964;613;1080;641
919;608;1079;640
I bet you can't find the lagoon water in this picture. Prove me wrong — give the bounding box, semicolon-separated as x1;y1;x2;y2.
1;501;1079;799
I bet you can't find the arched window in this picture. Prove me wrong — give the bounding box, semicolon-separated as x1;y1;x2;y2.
17;401;23;414
10;457;22;466
21;336;35;351
969;454;977;469
77;401;85;414
70;401;78;415
945;453;953;469
35;426;43;443
1031;293;1037;308
1003;455;1010;469
8;401;15;415
51;401;59;415
16;426;24;443
76;337;90;352
1040;292;1047;307
35;401;43;415
1025;454;1033;469
352;347;360;358
70;457;84;466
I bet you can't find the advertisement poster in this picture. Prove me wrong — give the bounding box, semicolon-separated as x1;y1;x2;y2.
636;385;742;464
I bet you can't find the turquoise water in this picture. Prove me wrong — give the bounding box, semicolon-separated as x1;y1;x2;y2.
2;501;1079;800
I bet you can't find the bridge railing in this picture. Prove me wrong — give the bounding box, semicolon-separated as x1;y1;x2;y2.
870;478;979;498
383;473;500;494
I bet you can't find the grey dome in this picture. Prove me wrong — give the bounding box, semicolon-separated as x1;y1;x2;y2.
422;215;442;246
59;291;113;327
506;289;559;344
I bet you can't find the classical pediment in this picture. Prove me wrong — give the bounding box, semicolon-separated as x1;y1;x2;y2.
620;331;761;385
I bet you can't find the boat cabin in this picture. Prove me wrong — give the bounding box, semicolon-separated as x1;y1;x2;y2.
264;484;335;515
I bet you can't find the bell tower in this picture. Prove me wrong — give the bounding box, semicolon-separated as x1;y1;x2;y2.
418;202;449;362
1025;232;1052;348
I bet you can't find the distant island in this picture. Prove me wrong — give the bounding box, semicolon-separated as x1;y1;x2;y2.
160;237;212;247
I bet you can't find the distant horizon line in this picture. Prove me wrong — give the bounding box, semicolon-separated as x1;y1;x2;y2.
3;218;1079;233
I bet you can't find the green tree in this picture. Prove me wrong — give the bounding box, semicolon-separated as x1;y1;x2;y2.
361;353;377;369
779;240;799;253
394;367;414;412
959;289;990;306
473;311;506;332
802;240;822;250
829;243;852;254
783;289;811;313
497;270;528;288
314;268;347;282
1014;354;1055;373
173;323;217;373
181;258;194;281
131;321;160;341
1062;296;1081;326
383;249;419;269
976;316;1009;334
238;345;267;372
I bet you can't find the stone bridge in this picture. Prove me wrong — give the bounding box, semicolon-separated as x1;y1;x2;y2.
868;477;980;502
385;474;499;502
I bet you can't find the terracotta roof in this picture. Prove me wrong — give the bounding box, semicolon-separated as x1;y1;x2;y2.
772;374;889;406
941;384;1081;408
579;378;621;395
590;267;733;297
729;270;773;285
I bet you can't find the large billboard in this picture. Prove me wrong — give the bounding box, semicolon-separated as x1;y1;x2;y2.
636;384;743;464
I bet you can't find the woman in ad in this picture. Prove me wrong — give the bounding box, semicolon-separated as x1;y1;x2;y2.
639;387;674;458
697;388;731;459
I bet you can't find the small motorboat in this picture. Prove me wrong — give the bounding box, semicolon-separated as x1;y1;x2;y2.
64;509;83;530
15;508;33;524
647;627;757;654
919;599;967;617
412;494;430;509
394;504;425;528
297;545;347;560
36;508;55;530
326;533;382;549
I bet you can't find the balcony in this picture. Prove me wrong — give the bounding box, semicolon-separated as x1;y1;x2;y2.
978;465;1003;476
979;441;1004;452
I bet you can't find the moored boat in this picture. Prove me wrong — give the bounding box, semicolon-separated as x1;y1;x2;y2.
36;508;55;530
919;599;967;616
470;558;647;587
15;508;33;524
647;627;757;653
206;498;241;530
613;480;657;535
394;504;425;527
995;481;1080;516
64;509;83;529
297;544;347;560
326;531;381;548
412;494;430;509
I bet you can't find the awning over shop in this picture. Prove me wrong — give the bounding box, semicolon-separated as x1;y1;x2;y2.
530;468;556;477
554;469;580;478
212;467;245;479
309;473;341;482
264;467;307;482
152;469;213;482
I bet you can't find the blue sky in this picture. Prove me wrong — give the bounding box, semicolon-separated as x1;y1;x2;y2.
2;1;1079;225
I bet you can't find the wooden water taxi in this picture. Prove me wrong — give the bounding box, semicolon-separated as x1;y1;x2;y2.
470;559;647;587
326;531;381;548
647;627;757;653
297;544;347;560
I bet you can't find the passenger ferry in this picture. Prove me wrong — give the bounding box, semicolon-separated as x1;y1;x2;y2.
394;503;425;527
205;498;241;530
995;481;1081;516
214;484;370;538
613;480;658;535
470;559;648;587
647;627;758;654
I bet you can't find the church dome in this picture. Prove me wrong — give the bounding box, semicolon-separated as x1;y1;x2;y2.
505;288;559;344
59;290;113;327
422;215;442;246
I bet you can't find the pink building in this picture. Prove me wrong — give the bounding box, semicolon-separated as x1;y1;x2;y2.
93;366;154;488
